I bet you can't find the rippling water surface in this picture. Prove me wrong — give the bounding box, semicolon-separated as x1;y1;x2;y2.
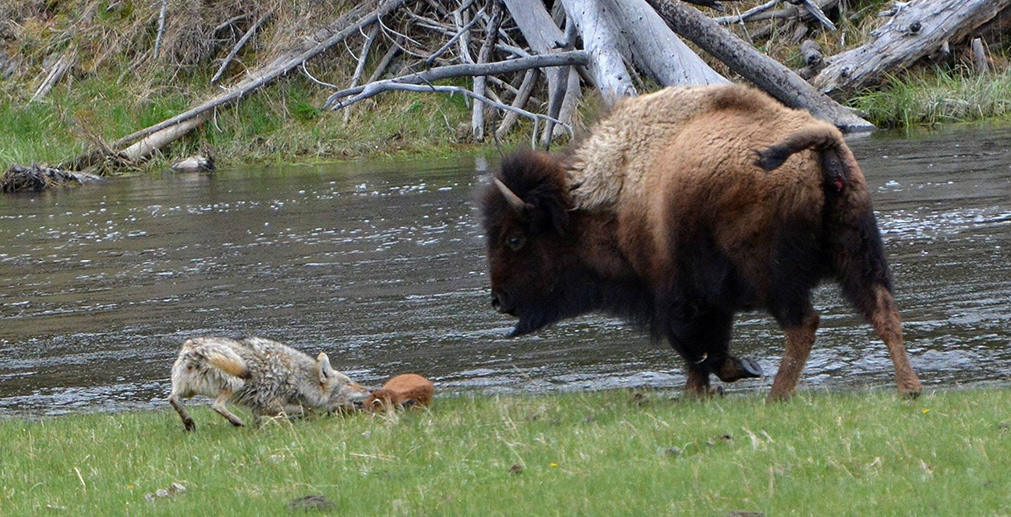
1;126;1009;415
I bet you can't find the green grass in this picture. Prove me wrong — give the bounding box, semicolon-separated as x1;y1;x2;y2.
2;388;1010;515
851;67;1011;129
0;72;489;172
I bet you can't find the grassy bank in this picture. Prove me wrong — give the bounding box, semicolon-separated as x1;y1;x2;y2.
0;73;483;171
3;1;1011;176
2;388;1009;515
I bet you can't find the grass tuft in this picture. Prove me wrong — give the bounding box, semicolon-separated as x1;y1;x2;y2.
851;67;1011;129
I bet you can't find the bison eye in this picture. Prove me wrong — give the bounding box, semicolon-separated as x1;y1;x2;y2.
507;234;526;251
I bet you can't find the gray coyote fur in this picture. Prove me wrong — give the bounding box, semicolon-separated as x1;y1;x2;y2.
168;336;369;431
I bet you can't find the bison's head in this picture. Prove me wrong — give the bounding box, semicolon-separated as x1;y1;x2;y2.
481;150;600;337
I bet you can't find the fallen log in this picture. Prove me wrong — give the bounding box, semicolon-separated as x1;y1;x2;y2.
501;0;582;140
646;0;874;132
559;0;637;105
813;0;1011;96
31;50;75;102
64;0;408;171
600;0;729;87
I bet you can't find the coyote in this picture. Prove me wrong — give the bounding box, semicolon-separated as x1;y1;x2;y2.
363;373;434;411
168;336;369;431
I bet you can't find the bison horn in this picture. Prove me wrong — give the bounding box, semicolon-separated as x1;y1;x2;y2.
494;178;526;213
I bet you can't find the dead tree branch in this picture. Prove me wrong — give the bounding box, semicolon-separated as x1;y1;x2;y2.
212;10;273;84
647;0;873;131
813;0;1011;96
323;50;590;109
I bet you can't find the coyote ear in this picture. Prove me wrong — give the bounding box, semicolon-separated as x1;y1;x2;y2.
317;352;335;383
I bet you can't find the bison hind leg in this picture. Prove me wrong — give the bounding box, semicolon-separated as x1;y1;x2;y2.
767;307;820;402
868;286;922;398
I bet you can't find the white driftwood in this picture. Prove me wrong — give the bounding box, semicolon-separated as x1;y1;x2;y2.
362;82;570;131
110;0;407;151
971;37;988;74
647;0;873;132
813;0;1011;96
501;0;582;138
324;51;590;109
31;51;75;102
473;1;503;141
714;0;778;25
496;68;539;140
601;0;728;87
212;10;272;84
344;22;381;122
120;115;209;163
154;0;168;59
559;0;637;105
367;37;403;84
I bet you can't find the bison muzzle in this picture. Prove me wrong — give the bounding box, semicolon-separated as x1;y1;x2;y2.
480;84;922;401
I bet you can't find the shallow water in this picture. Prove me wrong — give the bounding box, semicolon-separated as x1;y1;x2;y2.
1;126;1009;415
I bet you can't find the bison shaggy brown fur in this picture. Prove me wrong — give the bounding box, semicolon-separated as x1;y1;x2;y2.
480;84;921;401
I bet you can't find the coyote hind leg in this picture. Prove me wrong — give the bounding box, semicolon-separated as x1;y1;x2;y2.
211;391;245;427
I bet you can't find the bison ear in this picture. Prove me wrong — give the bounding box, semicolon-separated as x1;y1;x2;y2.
546;201;569;235
317;352;335;384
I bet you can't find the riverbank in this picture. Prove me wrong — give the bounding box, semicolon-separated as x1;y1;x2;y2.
1;388;1008;514
2;1;1010;175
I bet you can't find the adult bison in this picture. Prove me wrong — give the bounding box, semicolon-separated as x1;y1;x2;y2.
480;84;921;401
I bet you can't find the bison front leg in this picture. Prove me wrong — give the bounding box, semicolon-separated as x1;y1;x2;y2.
768;311;820;402
870;286;922;398
685;365;719;397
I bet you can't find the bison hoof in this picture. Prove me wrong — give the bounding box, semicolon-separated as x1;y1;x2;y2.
740;357;763;378
183;420;196;432
901;388;922;400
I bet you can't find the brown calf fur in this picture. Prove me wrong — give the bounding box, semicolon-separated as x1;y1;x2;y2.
481;84;922;401
363;374;435;411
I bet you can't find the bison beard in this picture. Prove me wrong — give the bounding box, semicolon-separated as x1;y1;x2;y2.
480;85;922;401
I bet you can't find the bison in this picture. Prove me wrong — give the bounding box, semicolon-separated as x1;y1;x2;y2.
480;84;922;401
363;373;435;411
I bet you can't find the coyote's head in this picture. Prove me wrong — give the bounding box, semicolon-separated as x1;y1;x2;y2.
317;353;369;410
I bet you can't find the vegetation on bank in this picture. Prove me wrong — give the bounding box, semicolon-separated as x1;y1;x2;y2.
2;0;1011;175
1;388;1009;515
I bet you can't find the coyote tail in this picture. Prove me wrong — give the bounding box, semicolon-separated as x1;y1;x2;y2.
192;343;251;379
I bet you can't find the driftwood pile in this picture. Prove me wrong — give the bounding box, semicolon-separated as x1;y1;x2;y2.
0;164;102;193
8;0;1011;193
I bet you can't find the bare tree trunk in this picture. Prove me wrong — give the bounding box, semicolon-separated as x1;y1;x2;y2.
560;0;637;105
120;115;209;162
473;1;503;142
646;0;873;132
501;0;582;136
109;0;407;154
31;50;75;102
813;0;1011;96
601;0;728;87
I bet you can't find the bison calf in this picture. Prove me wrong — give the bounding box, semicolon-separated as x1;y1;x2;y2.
168;336;369;431
363;373;435;411
480;84;921;401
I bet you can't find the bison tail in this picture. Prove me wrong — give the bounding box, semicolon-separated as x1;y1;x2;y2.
753;124;844;172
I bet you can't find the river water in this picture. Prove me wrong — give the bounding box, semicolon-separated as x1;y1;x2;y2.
1;126;1009;415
